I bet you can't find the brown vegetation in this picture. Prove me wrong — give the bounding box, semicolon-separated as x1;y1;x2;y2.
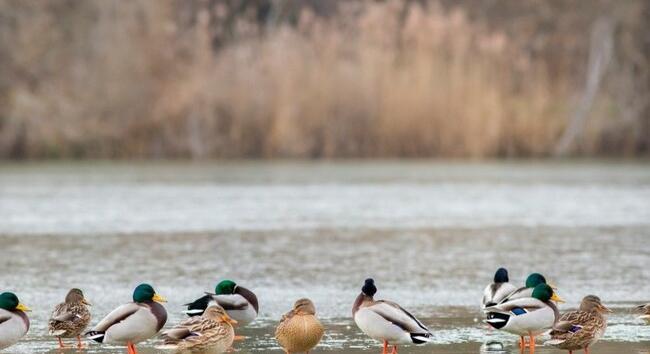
0;0;648;159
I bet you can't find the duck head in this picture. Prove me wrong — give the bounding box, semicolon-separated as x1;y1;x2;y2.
580;295;612;314
66;288;91;306
215;280;237;295
204;305;238;325
0;292;30;312
494;268;509;283
133;283;166;303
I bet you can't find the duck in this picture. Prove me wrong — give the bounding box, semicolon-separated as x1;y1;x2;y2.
353;279;433;354
499;273;563;304
183;280;258;327
48;288;92;349
86;283;167;354
482;268;518;310
0;292;30;350
276;298;324;354
546;295;611;354
160;305;236;353
485;283;561;353
634;303;650;323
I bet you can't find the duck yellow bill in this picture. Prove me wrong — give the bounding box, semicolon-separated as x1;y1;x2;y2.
551;292;565;303
16;303;31;312
152;293;167;303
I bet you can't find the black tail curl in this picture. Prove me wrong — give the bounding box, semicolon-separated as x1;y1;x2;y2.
85;330;105;343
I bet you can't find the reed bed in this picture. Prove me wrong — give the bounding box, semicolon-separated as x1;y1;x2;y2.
0;0;646;158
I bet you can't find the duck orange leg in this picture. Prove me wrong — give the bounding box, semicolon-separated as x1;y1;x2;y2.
127;342;138;354
57;337;66;348
382;340;388;354
529;335;536;353
584;347;590;354
391;345;398;354
76;336;85;349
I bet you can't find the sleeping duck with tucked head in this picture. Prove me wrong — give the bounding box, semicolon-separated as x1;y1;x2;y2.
353;279;433;354
184;280;258;327
86;283;167;354
276;298;324;354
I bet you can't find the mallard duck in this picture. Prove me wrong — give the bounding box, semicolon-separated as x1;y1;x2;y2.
183;280;258;327
48;288;92;348
86;284;167;354
546;295;611;354
160;305;236;353
634;303;650;323
0;292;30;350
353;279;433;354
275;298;324;354
485;283;561;353
482;268;518;309
500;273;563;304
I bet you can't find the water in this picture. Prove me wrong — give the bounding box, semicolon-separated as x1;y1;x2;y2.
1;160;649;353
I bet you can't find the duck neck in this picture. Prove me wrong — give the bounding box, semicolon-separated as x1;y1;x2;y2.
352;293;372;316
547;301;561;322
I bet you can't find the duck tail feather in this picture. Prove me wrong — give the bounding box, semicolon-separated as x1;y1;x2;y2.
85;331;105;343
411;332;433;344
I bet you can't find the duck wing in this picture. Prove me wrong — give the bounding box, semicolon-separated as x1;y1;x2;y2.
50;303;75;322
90;303;140;332
183;294;213;316
483;283;518;308
161;316;206;343
0;315;10;325
486;297;547;315
213;294;249;310
369;300;430;334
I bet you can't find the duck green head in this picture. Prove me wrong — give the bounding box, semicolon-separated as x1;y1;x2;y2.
133;284;167;303
0;292;30;312
215;280;237;295
531;284;564;303
525;273;547;288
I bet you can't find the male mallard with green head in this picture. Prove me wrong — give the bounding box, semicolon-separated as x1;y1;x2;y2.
48;288;92;348
482;268;518;310
353;279;433;354
184;280;258;327
160;305;237;353
485;283;562;353
86;284;167;354
0;292;30;350
276;298;324;354
546;295;611;354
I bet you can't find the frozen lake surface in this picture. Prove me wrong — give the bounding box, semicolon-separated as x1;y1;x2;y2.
0;160;649;353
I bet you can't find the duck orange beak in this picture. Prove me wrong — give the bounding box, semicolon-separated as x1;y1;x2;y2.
222;314;238;325
82;298;92;306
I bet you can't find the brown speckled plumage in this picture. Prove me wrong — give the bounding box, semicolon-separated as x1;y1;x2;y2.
48;289;91;338
548;295;610;352
275;299;324;353
162;305;234;353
